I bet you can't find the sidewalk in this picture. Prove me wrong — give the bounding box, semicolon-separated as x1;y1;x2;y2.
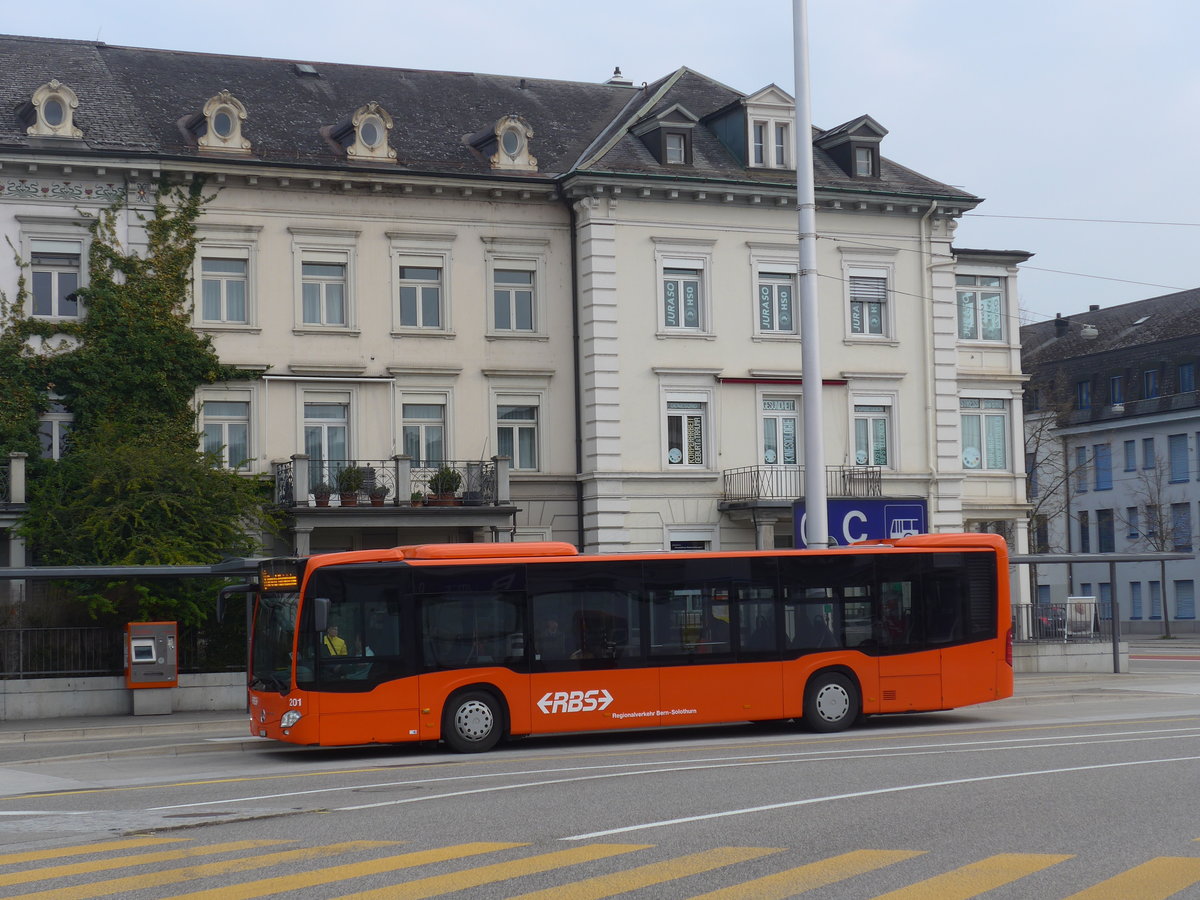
0;708;249;746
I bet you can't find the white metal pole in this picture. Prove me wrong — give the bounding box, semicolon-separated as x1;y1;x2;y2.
794;0;829;548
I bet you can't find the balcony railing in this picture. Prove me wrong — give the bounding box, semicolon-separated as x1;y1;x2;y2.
274;456;512;508
722;465;883;501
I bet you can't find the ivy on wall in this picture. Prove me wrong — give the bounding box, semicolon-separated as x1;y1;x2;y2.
1;180;276;624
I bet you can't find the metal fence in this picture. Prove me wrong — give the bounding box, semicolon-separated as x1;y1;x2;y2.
0;623;247;679
1012;600;1113;644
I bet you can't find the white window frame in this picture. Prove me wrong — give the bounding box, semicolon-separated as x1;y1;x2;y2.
662;389;713;470
493;392;543;472
388;232;455;335
194;225;260;329
749;245;800;339
759;393;802;466
960;396;1011;472
665;526;718;551
850;395;894;469
18;216;90;321
654;239;715;337
290;229;359;332
483;237;548;339
400;392;450;465
29;239;83;320
749;117;792;169
199;388;254;471
840;249;897;342
955;271;1007;342
38;395;73;460
300;389;355;491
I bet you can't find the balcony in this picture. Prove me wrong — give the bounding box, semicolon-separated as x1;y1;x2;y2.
721;465;883;504
274;456;514;509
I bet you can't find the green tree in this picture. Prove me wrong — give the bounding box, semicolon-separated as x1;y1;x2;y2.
3;180;275;625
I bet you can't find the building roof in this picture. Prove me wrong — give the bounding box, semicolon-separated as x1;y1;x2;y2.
1021;288;1200;366
0;33;978;201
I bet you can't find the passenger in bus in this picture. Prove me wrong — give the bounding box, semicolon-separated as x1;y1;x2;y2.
811;615;836;647
699;613;730;653
322;624;348;656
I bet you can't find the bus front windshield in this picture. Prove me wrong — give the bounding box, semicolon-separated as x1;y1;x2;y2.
251;591;299;693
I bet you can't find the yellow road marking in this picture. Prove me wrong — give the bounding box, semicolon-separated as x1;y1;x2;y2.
7;841;396;900
508;846;782;899
0;840;288;887
870;852;1072;899
333;843;652;900
688;849;926;899
0;837;185;865
162;843;526;900
1064;857;1200;900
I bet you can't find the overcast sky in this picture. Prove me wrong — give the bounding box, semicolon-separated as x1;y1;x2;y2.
8;0;1199;326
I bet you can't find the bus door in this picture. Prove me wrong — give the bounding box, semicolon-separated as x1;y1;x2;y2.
302;572;420;746
528;586;658;734
873;581;940;713
652;563;783;725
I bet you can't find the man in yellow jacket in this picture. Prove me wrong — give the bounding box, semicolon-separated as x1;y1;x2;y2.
323;624;348;656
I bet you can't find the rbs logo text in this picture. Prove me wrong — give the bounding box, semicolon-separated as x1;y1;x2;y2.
537;689;614;714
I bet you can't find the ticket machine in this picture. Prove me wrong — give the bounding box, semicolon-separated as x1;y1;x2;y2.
125;622;178;714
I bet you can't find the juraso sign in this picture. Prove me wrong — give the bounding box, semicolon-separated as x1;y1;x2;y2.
537;689;614;714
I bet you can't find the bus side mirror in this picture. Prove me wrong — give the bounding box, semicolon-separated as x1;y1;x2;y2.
312;597;330;633
216;583;257;624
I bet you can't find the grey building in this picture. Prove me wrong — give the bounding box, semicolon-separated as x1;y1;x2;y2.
1021;292;1200;631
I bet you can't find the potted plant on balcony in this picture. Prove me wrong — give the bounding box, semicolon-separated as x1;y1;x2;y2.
427;464;462;506
368;484;389;507
313;482;333;508
409;490;425;508
335;465;366;507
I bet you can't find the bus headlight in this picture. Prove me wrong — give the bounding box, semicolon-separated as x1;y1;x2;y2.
280;710;302;728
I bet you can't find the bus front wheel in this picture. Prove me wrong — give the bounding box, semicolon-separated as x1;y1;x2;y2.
803;672;859;733
442;690;504;753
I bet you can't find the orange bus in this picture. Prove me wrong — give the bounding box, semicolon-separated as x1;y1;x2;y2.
245;533;1013;752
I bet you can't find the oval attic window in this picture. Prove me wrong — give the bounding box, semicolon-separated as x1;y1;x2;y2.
43;97;65;127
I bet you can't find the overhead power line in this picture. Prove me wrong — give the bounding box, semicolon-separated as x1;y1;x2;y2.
965;213;1200;228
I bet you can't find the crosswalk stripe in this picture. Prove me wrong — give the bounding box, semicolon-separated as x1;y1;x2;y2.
0;837;185;866
7;841;397;900
0;840;289;888
869;852;1073;899
687;849;927;899
332;843;653;900
163;842;527;900
507;846;783;899
1063;857;1200;900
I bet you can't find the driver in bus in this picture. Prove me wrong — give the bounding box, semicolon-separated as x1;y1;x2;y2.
322;624;348;656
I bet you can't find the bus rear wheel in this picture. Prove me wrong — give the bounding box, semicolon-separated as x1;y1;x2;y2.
442;690;504;753
803;672;859;733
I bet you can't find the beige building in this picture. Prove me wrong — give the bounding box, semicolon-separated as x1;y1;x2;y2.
0;36;1031;572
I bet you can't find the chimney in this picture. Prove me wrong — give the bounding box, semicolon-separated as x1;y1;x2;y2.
605;67;633;86
1054;313;1069;337
1089;304;1100;311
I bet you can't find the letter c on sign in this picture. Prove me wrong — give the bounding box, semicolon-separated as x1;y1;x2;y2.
842;510;868;544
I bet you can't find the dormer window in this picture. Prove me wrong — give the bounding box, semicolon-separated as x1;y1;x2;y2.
632;104;697;167
331;102;396;163
665;132;687;164
854;146;875;177
466;115;538;172
26;80;83;139
196;92;250;153
814;114;887;180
